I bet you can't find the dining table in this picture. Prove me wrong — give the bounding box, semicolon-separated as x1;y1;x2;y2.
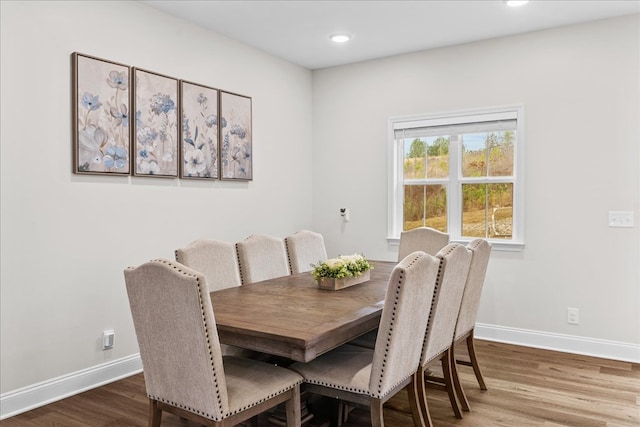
210;260;396;363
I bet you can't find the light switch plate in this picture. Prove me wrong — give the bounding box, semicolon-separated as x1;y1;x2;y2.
608;211;634;228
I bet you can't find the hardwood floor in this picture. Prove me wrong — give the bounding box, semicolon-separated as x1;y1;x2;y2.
2;340;638;427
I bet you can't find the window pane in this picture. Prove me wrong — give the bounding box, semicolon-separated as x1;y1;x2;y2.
404;185;425;230
488;131;515;177
488;183;513;239
404;185;447;232
403;138;426;180
462;183;514;239
462;184;487;237
426;136;449;179
462;133;487;177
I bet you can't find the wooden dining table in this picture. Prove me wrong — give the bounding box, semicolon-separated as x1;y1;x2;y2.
210;260;396;363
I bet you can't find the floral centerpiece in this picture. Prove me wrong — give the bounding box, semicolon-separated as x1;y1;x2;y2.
311;254;373;290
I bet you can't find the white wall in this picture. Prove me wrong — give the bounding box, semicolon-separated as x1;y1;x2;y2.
0;0;313;394
312;16;639;350
1;0;638;415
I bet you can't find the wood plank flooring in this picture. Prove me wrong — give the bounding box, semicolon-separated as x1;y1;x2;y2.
2;340;638;427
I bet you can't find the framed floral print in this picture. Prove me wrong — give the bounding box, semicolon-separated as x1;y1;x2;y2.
132;68;179;177
179;81;219;179
72;52;131;175
219;91;252;181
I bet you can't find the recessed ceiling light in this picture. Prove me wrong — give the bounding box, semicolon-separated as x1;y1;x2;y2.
506;0;529;6
330;33;351;43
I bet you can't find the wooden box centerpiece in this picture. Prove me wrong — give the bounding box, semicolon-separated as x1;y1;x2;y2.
316;269;370;290
311;254;372;291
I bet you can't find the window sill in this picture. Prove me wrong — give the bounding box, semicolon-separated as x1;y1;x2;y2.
387;237;524;252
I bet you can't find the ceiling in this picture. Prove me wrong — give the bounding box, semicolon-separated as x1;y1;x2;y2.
142;1;640;70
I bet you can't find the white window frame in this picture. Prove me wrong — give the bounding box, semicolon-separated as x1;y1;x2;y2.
387;104;525;251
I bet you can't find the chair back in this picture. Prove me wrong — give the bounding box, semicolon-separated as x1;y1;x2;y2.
369;251;440;398
236;234;290;284
397;227;449;261
285;230;328;274
420;243;472;366
124;259;229;419
454;239;491;340
175;239;241;291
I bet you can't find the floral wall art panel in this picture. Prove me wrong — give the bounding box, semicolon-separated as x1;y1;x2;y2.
220;91;252;181
180;81;219;179
132;68;179;177
72;52;131;175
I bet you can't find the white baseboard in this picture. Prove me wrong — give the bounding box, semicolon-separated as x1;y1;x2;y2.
2;326;639;420
0;354;142;420
475;323;640;363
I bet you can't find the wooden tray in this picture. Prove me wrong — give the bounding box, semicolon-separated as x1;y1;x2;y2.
316;270;370;290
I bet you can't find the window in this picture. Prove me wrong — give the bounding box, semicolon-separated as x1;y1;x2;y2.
388;106;524;250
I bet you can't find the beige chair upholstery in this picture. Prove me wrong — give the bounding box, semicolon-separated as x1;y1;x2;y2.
398;227;450;261
284;230;328;274
124;259;302;427
175;239;241;291
176;239;259;358
350;226;449;350
235;234;290;284
289;251;440;427
413;243;472;427
450;238;492;411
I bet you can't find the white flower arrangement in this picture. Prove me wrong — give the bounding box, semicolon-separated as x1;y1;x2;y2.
311;254;373;281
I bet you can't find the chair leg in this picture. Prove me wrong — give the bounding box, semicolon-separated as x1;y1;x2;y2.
332;399;344;427
338;402;353;425
149;399;162;427
466;331;487;390
337;401;346;425
441;350;463;419
407;373;426;427
370;397;384;427
414;368;434;427
285;385;302;427
449;343;471;411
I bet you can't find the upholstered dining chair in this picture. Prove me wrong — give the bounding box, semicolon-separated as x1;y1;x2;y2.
124;259;302;427
175;239;260;358
284;230;328;274
289;251;440;427
175;239;241;291
397;227;450;261
412;243;472;426
349;226;450;350
449;238;492;412
235;234;290;284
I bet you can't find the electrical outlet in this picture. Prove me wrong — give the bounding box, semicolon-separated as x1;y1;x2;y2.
103;330;115;350
567;308;579;325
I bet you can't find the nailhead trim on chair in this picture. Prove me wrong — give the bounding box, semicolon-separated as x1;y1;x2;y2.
467;239;482;251
421;244;461;364
225;383;302;417
372;251;425;398
152;259;225;420
147;258;301;420
235;241;247;285
374;269;402;396
284;237;294;274
304;253;427;398
421;245;453;361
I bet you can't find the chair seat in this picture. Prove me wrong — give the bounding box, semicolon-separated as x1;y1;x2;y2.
348;329;377;350
290;344;373;395
224;356;303;416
